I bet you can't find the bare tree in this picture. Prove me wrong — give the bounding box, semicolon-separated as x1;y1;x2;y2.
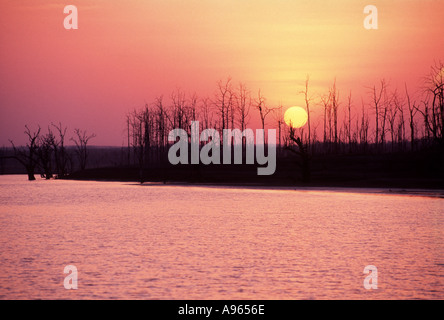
71;129;96;170
405;84;418;151
214;78;233;132
188;93;199;122
311;120;320;153
235;83;252;153
330;80;340;148
272;104;285;153
228;90;236;130
128;105;156;182
301;75;313;148
379;82;392;150
171;88;187;131
284;126;310;183
9;125;41;181
395;94;406;150
369;79;387;147
154;95;168;161
236;83;251;132
416;99;432;141
126;113;131;166
255;90;275;134
38;128;56;179
200;96;214;131
128;109;142;167
387;91;399;152
320;92;331;145
345;91;353;152
422;61;444;141
52;122;69;177
359;99;370;152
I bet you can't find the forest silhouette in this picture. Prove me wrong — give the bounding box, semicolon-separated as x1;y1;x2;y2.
1;62;443;189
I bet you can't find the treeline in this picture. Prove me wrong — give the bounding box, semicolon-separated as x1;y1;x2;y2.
5;123;96;180
126;79;257;170
125;62;443;167
4;62;442;183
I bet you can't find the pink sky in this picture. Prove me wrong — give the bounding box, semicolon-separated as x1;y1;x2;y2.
1;0;443;146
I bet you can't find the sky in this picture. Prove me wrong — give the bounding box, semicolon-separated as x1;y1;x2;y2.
0;0;443;146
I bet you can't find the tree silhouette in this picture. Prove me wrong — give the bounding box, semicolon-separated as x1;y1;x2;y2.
9;125;41;181
255;90;276;135
38;127;56;179
71;129;96;171
285;127;311;183
51;122;69;178
301;75;313;149
214;78;233;131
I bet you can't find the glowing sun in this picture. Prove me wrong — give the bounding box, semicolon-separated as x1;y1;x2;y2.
284;106;308;128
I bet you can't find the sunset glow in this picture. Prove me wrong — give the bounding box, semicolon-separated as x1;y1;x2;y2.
0;0;443;146
0;0;443;303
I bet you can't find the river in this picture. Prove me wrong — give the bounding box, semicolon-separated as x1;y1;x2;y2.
0;175;442;299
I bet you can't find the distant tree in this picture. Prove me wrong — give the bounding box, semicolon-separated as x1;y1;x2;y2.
236;83;251;132
405;84;418;151
126;113;132;166
285;126;310;183
142;104;154;167
71;129;96;171
320;92;331;145
394;94;406;150
128;105;154;183
154;96;168;161
301;75;313;148
9;125;41;181
200;96;214;131
417;99;432;141
235;83;252;152
128;109;141;167
330;80;340;148
38;128;56;179
255;90;275;134
369;79;387;147
188;93;199;123
214;78;233;132
310;120;321;154
420;61;444;141
359;99;370;152
272;104;285;154
227;91;236;130
380;83;391;150
171;89;187;131
51;122;69;177
431;62;444;140
387;91;399;152
345;91;353;152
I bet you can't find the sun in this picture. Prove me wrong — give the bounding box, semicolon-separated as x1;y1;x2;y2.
284;106;308;128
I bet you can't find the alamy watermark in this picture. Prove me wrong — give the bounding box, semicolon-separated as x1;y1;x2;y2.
363;265;378;290
63;5;78;30
363;5;378;30
64;265;78;290
167;121;276;176
63;5;379;30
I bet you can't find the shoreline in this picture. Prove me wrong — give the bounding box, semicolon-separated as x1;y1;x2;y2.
139;181;444;198
1;173;443;198
58;170;444;198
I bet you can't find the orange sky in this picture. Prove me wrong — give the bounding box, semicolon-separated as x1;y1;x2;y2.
0;0;443;146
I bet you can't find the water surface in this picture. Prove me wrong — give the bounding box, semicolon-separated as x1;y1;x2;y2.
0;175;442;299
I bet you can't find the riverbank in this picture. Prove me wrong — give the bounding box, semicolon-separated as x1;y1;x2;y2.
64;151;444;190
